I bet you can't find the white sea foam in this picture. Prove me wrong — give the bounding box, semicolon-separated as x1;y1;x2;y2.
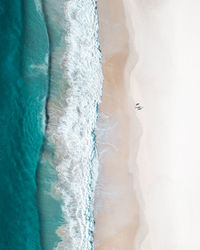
34;0;42;13
46;0;103;249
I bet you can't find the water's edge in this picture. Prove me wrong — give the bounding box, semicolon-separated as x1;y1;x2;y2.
37;0;103;249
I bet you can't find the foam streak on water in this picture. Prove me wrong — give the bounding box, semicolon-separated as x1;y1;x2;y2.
49;0;103;249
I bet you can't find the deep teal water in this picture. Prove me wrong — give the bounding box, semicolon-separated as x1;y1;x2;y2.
0;0;49;249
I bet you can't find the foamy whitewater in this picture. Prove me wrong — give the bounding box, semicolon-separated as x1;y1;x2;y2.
43;0;103;249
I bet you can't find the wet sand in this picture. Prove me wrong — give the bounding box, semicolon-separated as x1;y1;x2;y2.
94;0;140;249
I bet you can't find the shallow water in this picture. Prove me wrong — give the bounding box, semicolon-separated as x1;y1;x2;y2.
36;1;66;249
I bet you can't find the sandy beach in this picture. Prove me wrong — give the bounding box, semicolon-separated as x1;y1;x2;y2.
123;1;200;249
95;0;200;249
94;0;140;249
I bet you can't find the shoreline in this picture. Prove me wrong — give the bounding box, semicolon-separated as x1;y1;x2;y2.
39;1;103;249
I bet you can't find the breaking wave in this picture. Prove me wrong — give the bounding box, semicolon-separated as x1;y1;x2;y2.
40;0;103;249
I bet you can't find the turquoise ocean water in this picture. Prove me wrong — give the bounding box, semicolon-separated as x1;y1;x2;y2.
0;0;50;249
38;1;103;249
0;0;102;249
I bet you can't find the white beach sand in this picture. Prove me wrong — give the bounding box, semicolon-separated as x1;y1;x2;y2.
95;0;200;249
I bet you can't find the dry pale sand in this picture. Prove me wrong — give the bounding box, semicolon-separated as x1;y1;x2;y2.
123;0;200;249
96;0;200;249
